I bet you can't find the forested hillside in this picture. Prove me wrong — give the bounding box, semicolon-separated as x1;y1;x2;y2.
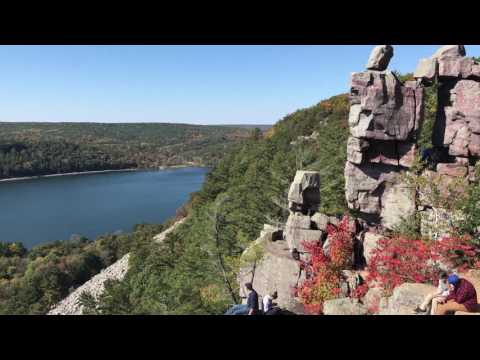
85;73;441;315
83;94;353;314
1;73;439;314
0;123;257;179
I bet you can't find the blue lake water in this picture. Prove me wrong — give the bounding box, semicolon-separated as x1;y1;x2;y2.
0;167;208;248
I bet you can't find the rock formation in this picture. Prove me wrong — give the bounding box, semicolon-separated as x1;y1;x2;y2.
237;225;306;314
48;218;187;315
284;170;326;254
366;45;394;71
414;45;480;238
323;297;368;315
238;45;480;316
48;254;131;315
346;45;422;229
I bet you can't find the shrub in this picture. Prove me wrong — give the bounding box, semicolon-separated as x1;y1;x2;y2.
327;217;354;269
366;234;479;296
366;237;437;295
296;216;353;314
430;235;478;272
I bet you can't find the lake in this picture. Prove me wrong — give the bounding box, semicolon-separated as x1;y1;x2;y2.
0;167;208;248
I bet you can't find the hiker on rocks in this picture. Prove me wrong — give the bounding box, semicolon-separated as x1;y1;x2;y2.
435;274;478;315
263;291;280;315
225;282;259;315
414;271;449;315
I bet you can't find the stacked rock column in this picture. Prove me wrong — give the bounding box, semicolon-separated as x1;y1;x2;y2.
345;45;424;230
284;170;324;258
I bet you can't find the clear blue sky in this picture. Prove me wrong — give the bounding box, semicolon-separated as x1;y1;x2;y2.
0;45;479;125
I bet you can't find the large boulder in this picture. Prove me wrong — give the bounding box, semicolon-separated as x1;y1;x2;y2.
323;298;368;315
287;171;320;213
349;72;423;142
238;239;305;314
285;227;324;253
432;45;466;60
366;45;394;71
414;58;438;83
311;212;338;231
286;212;312;230
379;283;436;315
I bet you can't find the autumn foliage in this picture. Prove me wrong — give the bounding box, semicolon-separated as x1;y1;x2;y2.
297;216;354;314
366;234;478;295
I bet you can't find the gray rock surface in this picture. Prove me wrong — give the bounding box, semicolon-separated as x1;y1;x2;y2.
379;283;436;315
48;254;131;315
346;47;425;228
48;218;186;315
323;298;368;315
414;58;437;82
366;45;394;71
380;181;416;230
288;170;320;213
238;239;305;314
432;45;466;60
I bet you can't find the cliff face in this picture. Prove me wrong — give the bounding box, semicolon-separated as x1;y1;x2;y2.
238;45;480;316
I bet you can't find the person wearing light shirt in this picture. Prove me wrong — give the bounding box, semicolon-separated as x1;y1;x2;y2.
263;291;278;315
414;271;450;315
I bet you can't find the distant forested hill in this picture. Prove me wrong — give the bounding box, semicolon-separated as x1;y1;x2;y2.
0;122;255;179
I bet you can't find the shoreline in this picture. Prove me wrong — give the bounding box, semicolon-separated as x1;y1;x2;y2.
0;164;206;183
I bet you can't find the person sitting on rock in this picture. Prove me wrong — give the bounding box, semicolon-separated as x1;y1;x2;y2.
263;291;280;315
435;274;478;315
414;271;449;315
225;282;259;315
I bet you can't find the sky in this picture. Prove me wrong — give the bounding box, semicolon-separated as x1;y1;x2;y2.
0;45;479;125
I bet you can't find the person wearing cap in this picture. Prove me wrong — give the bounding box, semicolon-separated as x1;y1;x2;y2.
414;271;450;315
435;274;478;315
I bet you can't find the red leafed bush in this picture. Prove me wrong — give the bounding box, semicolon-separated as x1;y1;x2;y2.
366;234;479;295
366;237;438;295
296;216;353;314
430;235;477;272
351;283;369;299
327;217;354;269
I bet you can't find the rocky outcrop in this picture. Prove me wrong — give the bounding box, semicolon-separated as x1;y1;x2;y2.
323;298;368;315
153;218;186;243
238;228;305;314
366;45;394;71
48;254;131;315
238;45;480;316
379;283;436;315
48;218;186;315
414;45;480;238
345;45;423;229
288;170;321;214
285;170;325;255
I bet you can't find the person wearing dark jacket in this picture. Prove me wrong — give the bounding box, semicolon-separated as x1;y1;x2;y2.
225;282;259;315
435;275;478;315
245;282;259;315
